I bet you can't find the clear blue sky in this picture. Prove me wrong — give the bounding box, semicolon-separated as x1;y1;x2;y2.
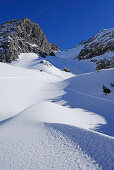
0;0;114;50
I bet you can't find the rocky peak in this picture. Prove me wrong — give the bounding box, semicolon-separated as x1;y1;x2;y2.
77;28;114;60
0;18;58;63
75;28;114;70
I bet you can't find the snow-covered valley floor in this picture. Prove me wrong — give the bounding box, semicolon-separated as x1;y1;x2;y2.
0;53;114;170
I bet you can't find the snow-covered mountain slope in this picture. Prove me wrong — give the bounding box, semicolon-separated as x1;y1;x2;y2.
6;53;113;135
10;53;73;79
53;28;114;71
46;54;96;74
0;53;114;169
56;44;84;59
44;51;113;74
0;59;105;130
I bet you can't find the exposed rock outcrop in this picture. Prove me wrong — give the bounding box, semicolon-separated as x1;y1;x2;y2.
78;29;114;60
51;43;60;52
0;18;58;63
76;28;114;69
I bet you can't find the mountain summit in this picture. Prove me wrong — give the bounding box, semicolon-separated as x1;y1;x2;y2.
0;18;59;62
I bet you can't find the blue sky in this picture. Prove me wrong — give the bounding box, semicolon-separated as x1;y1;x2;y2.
0;0;114;50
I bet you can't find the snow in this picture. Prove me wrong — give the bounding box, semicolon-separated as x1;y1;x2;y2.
11;53;73;79
55;44;84;59
93;51;114;60
58;69;114;136
42;55;96;74
0;60;105;130
26;42;38;47
0;52;114;169
0;117;101;170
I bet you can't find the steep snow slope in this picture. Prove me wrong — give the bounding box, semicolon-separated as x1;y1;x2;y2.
51;27;114;72
55;44;84;59
0;53;114;169
43;55;96;74
46;50;113;74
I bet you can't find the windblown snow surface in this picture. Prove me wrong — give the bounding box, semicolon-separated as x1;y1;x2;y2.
0;53;114;170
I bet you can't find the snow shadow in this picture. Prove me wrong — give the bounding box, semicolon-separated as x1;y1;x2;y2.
50;77;114;136
0;117;14;126
46;123;114;170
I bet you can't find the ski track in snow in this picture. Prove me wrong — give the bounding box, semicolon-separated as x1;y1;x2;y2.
1;75;114;103
67;87;114;103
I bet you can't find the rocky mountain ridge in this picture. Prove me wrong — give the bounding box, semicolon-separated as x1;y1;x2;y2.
76;28;114;69
0;18;59;62
0;18;113;70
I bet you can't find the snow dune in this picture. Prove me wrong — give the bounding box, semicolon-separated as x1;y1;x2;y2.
0;111;101;170
0;53;114;169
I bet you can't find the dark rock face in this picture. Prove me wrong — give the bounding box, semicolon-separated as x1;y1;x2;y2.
96;57;114;70
76;28;114;69
0;18;57;63
51;44;60;52
64;68;70;72
77;29;114;60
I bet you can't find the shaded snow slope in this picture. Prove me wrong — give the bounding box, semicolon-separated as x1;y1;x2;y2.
53;37;114;73
54;48;96;74
54;51;114;74
0;53;114;169
43;55;96;74
53;69;114;136
55;44;84;59
0;61;105;130
49;123;114;170
7;53;114;136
